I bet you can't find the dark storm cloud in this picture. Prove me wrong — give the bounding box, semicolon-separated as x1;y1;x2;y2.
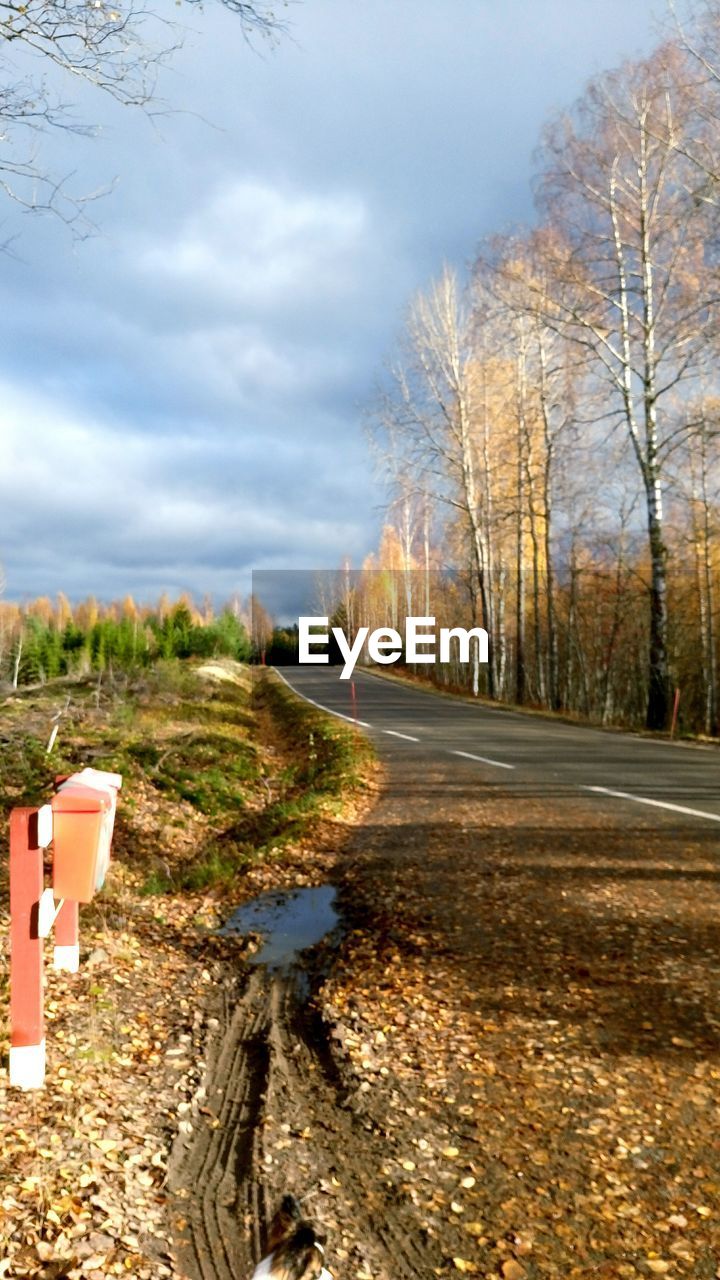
0;0;678;601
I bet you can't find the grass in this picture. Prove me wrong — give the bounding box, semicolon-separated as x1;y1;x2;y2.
257;671;374;796
172;669;375;890
128;731;259;816
0;658;374;900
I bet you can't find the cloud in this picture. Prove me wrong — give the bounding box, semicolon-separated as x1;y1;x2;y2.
0;0;678;603
0;378;372;601
139;179;368;310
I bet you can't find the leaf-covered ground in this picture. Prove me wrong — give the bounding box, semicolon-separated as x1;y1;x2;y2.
319;754;720;1278
0;662;374;1279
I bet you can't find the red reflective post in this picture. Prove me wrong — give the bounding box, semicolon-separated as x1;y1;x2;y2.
9;808;45;1089
54;900;79;973
670;687;681;739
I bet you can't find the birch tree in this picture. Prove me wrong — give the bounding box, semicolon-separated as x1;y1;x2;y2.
675;399;720;734
536;47;717;728
371;268;501;695
671;0;720;194
476;233;585;710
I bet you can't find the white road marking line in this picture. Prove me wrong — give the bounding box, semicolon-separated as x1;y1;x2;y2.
581;785;720;824
451;749;515;770
384;729;420;742
273;669;372;728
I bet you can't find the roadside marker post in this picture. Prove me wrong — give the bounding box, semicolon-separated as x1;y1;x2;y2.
54;900;80;973
670;687;681;739
52;768;121;903
8;768;122;1090
9;809;46;1091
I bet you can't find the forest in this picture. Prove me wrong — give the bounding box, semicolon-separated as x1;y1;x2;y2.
0;593;251;688
367;1;720;735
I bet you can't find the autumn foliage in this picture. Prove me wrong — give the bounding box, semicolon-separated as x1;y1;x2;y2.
369;11;720;737
0;593;251;689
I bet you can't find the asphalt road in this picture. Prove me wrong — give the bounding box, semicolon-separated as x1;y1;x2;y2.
275;665;720;829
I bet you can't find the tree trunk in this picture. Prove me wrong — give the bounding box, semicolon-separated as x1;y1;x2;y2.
695;428;718;735
515;338;527;704
12;633;22;689
645;479;670;729
538;332;560;709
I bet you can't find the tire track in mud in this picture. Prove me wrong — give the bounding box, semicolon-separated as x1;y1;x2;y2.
169;964;438;1280
169;969;271;1280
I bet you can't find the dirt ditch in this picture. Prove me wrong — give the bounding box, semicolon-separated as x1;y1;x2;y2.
169;889;434;1280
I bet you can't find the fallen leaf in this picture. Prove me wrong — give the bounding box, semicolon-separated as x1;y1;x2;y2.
501;1263;527;1280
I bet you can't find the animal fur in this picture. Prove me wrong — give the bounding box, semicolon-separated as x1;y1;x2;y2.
250;1196;332;1280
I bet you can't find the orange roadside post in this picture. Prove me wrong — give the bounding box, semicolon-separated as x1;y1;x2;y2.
8;768;122;1089
54;899;80;973
670;687;681;739
52;785;111;902
9;809;46;1090
51;768;121;902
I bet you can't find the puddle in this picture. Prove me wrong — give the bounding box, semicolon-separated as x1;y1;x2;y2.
220;885;338;973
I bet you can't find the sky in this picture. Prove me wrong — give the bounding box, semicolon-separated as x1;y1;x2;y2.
0;0;681;604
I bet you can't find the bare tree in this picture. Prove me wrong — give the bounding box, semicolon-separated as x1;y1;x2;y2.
536;46;717;728
670;0;720;189
473;232;586;709
372;267;499;696
674;397;720;734
366;19;720;735
0;0;288;226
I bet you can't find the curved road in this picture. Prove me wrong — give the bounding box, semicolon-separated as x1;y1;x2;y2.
276;665;720;828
